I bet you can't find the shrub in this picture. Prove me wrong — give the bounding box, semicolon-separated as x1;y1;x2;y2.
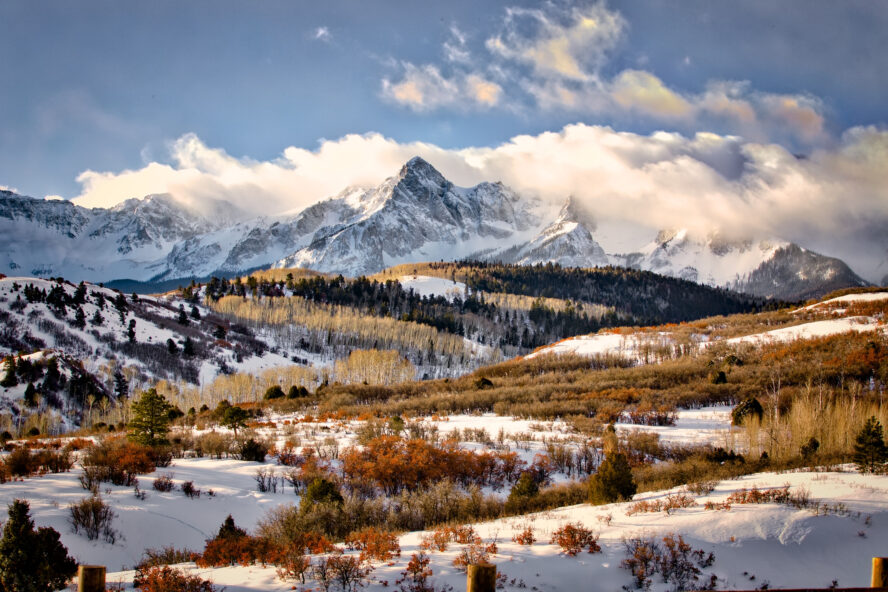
198;536;256;567
136;546;197;570
80;438;156;487
181;481;200;498
255;468;283;493
622;536;659;590
0;499;77;592
153;473;175;492
133;565;216;592
511;527;536;546
238;438;268;462
550;522;600;556
420;525;479;552
396;552;435;592
4;447;37;477
328;554;373;592
275;544;311;584
452;541;490;572
621;534;715;591
626;494;696;516
69;495;118;544
345;527;401;562
657;533;714;591
37;448;74;473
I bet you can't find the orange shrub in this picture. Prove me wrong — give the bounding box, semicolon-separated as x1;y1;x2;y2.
419;525;480;553
512;527;535;546
550;523;600;556
345;527;401;562
134;566;216;592
341;436;515;494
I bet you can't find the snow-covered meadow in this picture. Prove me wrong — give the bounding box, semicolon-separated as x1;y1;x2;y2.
3;455;886;591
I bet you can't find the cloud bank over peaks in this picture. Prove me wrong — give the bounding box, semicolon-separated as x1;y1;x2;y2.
64;124;888;282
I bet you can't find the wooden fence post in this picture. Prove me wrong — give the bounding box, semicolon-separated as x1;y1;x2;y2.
467;563;496;592
874;557;888;588
77;565;105;592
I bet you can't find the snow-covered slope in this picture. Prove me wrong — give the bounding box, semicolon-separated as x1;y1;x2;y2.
3;442;885;591
0;276;293;397
529;290;888;363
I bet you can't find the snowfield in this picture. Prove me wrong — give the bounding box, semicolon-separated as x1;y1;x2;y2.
529;292;888;364
397;275;468;302
2;461;885;591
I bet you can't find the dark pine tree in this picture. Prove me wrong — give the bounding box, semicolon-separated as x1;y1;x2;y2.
0;499;77;592
588;452;637;504
853;416;888;473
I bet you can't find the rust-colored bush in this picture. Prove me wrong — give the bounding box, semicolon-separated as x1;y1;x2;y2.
134;566;216;592
550;523;600;556
345;527;401;562
511;527;535;546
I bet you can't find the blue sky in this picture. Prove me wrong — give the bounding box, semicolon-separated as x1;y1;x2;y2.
1;0;886;199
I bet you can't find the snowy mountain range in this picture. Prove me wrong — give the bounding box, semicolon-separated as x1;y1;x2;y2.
0;157;869;300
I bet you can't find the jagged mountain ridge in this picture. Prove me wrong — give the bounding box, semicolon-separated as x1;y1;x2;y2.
0;158;870;299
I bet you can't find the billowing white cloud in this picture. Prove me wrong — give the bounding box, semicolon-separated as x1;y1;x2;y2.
68;126;888;281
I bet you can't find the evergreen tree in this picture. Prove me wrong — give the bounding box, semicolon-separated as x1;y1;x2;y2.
23;383;38;408
73;281;87;305
215;515;246;540
113;369;129;400
72;306;86;329
113;292;128;315
264;385;285;400
177;305;188;325
853;416;888;473
90;309;104;326
166;339;178;355
190;305;201;321
182;337;195;357
213;325;227;340
731;397;764;426
588;452;636;504
42;358;60;392
0;357;17;388
300;478;343;511
0;499;77;592
505;471;540;513
128;388;174;446
127;319;137;343
220;405;249;438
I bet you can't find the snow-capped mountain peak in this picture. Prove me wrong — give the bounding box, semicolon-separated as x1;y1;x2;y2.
0;159;870;299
